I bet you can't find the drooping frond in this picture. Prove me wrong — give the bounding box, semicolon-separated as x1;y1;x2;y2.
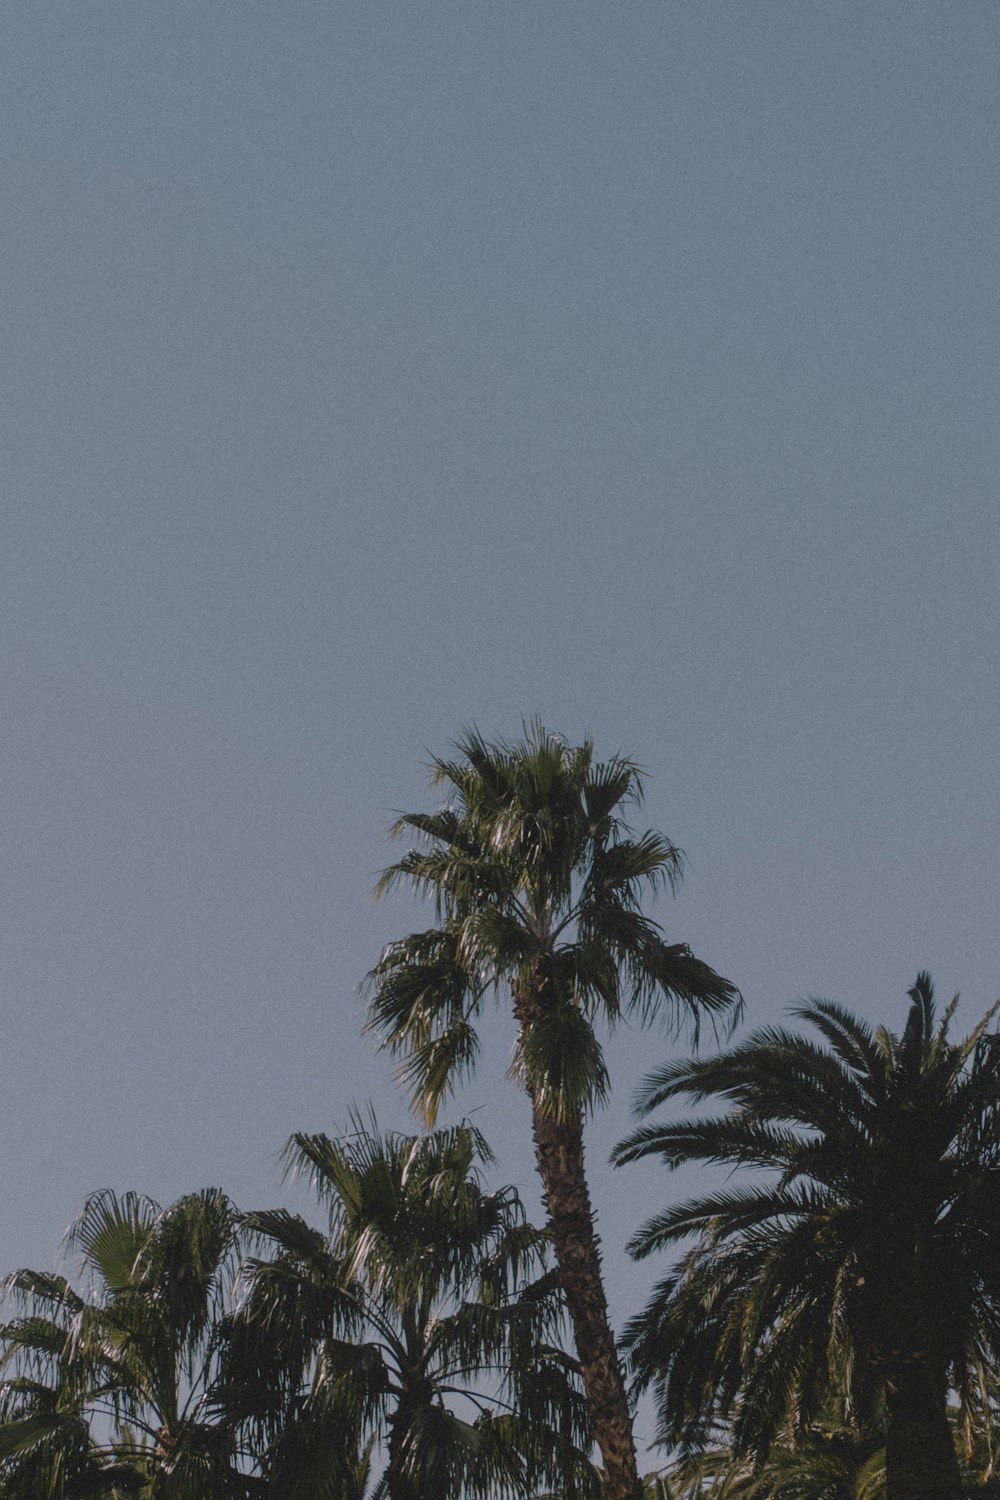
510;995;611;1122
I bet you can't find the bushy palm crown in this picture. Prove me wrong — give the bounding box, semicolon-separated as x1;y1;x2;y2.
614;975;1000;1464
0;1188;246;1499
368;724;740;1125
0;1259;135;1500
219;1118;596;1500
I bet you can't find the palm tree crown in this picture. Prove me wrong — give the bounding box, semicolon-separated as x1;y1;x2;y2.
368;723;739;1128
220;1116;595;1500
0;1188;247;1498
614;974;1000;1500
366;724;740;1500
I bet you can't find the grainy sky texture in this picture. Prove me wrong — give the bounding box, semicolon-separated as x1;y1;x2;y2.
3;2;998;1458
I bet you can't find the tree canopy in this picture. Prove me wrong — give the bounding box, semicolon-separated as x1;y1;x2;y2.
3;727;1000;1499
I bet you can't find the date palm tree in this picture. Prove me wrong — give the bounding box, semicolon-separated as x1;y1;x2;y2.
614;974;1000;1500
366;724;740;1500
219;1116;596;1500
0;1188;249;1498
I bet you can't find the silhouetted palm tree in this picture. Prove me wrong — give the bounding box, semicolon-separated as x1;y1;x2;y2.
367;724;740;1500
615;974;1000;1500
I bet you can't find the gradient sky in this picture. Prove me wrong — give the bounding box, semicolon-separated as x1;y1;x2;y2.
3;1;998;1460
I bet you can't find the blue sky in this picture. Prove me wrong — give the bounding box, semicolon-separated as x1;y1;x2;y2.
2;2;998;1459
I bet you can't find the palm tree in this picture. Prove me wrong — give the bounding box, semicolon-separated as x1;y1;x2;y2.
219;1116;596;1500
0;1188;249;1498
614;974;1000;1500
366;724;741;1500
0;1269;143;1498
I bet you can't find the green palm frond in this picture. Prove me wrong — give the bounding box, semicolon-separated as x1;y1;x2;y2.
790;1000;883;1083
583;832;684;899
649;1399;889;1499
510;998;611;1122
67;1191;157;1297
613;1115;805;1175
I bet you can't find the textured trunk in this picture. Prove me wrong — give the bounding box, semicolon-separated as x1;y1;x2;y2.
871;1234;961;1500
385;1392;421;1500
514;983;643;1500
884;1361;961;1500
531;1102;644;1500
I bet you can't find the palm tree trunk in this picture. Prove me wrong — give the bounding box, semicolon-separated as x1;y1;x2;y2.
386;1398;420;1500
884;1361;961;1500
529;1102;643;1500
512;979;643;1500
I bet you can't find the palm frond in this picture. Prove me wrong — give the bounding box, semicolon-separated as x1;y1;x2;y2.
67;1191;157;1296
510;999;610;1121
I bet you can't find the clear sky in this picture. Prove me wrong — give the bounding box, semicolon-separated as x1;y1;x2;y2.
2;1;998;1461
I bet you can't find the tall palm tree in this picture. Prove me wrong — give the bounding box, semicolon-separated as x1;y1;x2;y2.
366;724;740;1500
219;1116;596;1500
0;1188;249;1498
614;974;1000;1500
